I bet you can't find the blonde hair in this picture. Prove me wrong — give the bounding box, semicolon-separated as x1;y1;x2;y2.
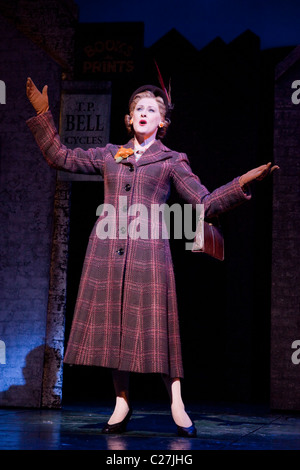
124;90;170;139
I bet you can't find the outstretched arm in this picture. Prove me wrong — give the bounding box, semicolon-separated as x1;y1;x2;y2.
171;153;279;218
171;153;251;217
26;78;107;175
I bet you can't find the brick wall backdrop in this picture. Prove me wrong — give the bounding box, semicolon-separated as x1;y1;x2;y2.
271;46;300;410
0;0;77;407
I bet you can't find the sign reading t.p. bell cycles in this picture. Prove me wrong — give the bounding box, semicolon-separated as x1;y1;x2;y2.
58;81;111;181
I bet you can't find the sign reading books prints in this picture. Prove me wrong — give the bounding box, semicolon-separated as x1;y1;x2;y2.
75;22;144;81
58;81;111;181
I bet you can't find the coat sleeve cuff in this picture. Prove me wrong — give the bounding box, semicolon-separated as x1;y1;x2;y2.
233;176;252;201
26;110;56;137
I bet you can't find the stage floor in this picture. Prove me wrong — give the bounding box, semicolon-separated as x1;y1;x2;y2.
0;400;299;451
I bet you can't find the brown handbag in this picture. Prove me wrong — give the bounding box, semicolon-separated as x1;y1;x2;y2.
192;216;224;261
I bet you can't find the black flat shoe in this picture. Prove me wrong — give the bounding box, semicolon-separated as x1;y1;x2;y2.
177;421;197;438
102;408;132;434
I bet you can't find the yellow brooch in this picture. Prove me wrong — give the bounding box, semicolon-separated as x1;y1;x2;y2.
114;146;134;163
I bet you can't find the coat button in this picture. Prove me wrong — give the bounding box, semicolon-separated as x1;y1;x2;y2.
117;248;124;255
129;165;134;172
125;184;131;191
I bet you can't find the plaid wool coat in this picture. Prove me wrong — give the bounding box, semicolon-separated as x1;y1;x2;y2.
27;111;251;378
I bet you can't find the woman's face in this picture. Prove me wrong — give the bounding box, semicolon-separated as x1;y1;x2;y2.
131;97;162;141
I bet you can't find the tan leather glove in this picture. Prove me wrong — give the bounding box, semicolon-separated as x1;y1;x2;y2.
26;77;49;115
239;162;279;189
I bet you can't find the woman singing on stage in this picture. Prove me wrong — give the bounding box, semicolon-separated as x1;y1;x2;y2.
26;77;277;437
